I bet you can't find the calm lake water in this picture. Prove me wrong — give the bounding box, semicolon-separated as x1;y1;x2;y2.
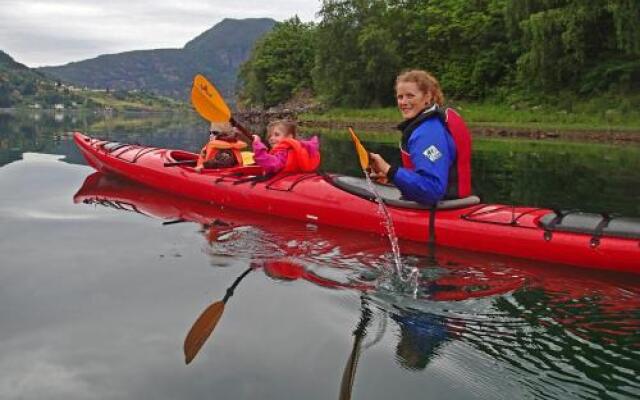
1;111;639;400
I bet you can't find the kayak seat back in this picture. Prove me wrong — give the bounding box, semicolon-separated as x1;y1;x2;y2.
330;176;480;210
539;211;640;240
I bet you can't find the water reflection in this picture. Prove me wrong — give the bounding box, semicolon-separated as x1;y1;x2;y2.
73;172;640;400
184;265;255;364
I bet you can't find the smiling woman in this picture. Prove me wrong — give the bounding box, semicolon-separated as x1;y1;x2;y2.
368;69;473;206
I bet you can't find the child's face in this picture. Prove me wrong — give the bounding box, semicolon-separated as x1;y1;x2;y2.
268;126;291;146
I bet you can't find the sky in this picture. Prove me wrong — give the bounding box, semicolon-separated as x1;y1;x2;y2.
0;0;320;68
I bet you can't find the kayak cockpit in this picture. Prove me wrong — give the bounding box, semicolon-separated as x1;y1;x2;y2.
164;149;265;176
328;175;481;210
167;150;198;163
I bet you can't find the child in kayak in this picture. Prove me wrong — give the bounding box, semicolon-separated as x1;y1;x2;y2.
195;122;248;172
251;120;320;174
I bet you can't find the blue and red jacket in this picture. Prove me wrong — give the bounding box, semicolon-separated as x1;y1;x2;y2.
387;106;472;205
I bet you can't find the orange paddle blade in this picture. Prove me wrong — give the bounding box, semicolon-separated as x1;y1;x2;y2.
191;74;231;123
348;127;369;171
184;300;225;364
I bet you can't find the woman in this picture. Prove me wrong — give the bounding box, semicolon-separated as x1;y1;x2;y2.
369;70;471;205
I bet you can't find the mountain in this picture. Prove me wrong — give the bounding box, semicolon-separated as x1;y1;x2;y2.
0;50;30;71
0;50;181;110
39;18;276;100
0;50;47;107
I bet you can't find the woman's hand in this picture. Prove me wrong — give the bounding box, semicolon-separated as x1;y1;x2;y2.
369;153;390;179
252;134;261;145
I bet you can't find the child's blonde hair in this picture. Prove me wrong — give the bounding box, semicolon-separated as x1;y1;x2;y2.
208;121;238;142
209;121;233;133
267;119;297;139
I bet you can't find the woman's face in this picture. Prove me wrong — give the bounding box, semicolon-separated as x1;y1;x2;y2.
268;126;290;146
396;81;432;120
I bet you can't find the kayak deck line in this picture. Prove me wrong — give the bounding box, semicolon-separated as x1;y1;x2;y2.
461;204;547;225
81;135;161;164
73;132;640;274
461;204;640;243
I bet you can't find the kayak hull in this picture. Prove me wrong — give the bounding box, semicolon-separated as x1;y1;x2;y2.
73;132;640;273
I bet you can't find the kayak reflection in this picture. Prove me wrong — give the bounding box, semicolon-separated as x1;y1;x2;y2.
74;173;640;398
72;172;638;331
73;172;528;301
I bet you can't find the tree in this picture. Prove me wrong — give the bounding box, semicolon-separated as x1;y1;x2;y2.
239;17;316;107
239;0;639;108
510;0;640;93
313;0;513;104
314;0;399;107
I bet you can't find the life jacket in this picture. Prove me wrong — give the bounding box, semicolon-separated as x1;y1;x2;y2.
399;106;472;199
271;137;321;173
196;139;247;169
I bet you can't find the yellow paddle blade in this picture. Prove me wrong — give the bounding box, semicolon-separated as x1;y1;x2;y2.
241;151;255;165
348;127;369;171
191;74;231;123
184;300;225;364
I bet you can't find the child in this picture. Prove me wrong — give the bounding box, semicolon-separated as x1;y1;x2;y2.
251;120;320;175
195;122;248;172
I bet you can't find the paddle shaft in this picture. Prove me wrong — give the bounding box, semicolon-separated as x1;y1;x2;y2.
339;296;372;400
229;117;254;144
223;266;254;303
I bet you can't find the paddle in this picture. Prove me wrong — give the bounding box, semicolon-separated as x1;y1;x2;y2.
183;266;255;364
191;74;253;143
348;127;370;172
348;127;387;184
339;295;372;400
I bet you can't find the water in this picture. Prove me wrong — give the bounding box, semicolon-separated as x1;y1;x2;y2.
362;172;418;295
1;111;639;400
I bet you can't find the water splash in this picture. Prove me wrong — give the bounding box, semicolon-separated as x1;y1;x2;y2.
363;173;418;296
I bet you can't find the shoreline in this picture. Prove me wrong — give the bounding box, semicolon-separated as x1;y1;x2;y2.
297;119;640;143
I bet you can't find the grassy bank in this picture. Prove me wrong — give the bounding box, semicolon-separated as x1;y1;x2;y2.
302;100;640;133
82;91;187;112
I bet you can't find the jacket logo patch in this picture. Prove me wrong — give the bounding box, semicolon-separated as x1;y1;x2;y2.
423;145;442;162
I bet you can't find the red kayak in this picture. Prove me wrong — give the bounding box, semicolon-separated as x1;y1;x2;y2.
73;132;640;273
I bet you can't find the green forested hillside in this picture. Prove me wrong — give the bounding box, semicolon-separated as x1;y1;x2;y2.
0;50;182;110
0;50;47;108
39;18;276;100
239;0;640;111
